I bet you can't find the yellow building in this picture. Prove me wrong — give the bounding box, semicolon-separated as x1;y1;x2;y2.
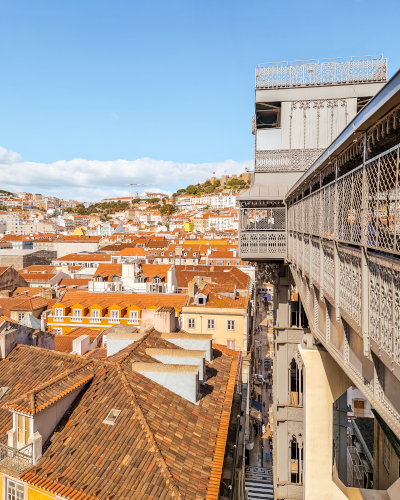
72;226;86;235
183;221;194;232
181;280;250;352
48;290;187;334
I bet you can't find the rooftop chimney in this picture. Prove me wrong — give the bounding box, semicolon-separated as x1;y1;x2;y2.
132;362;200;404
145;348;206;381
72;335;90;356
161;332;213;361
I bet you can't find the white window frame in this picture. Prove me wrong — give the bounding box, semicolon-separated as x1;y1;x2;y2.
7;479;24;500
55;308;63;317
17;413;30;446
227;340;235;350
73;309;82;318
207;319;215;330
227;319;235;331
91;309;100;318
17;313;25;322
129;310;138;319
188;318;196;329
110;310;120;319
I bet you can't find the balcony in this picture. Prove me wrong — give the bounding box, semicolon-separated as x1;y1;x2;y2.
71;317;82;323
255;56;386;89
109;318;120;324
0;437;33;474
53;316;64;322
127;318;140;325
239;206;287;260
239;231;286;260
89;317;102;323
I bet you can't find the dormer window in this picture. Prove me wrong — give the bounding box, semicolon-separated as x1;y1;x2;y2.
112;276;120;282
161;252;164;256
184;253;187;257
154;276;161;283
196;294;207;305
17;414;31;446
96;276;103;282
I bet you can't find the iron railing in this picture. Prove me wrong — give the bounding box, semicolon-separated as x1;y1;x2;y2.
240;232;286;259
255;56;387;89
255;149;324;172
288;143;400;255
0;437;33;474
240;207;286;232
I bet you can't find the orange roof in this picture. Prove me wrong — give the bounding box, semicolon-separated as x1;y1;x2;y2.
55;253;112;262
94;264;122;281
56;290;187;313
116;247;148;256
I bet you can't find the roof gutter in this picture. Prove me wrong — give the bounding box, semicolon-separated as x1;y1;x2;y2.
286;67;400;198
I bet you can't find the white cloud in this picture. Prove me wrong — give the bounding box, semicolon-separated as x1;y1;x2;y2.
0;146;252;202
0;146;22;164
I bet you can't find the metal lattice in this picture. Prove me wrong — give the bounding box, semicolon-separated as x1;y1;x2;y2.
338;247;361;327
239;207;286;232
288;144;400;255
255;149;324;172
311;238;320;286
239;232;286;256
322;241;335;300
255;56;387;89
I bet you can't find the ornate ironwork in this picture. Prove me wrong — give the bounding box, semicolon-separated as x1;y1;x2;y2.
322;241;334;300
288;143;400;255
239;207;285;232
0;437;33;474
255;149;324;172
239;232;286;258
338;247;361;327
255;56;387;89
256;262;280;286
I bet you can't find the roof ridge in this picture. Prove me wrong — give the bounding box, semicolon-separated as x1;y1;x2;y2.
4;362;94;414
116;365;182;500
104;331;152;365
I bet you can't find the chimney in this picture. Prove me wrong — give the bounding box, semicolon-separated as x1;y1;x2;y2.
0;327;17;359
154;306;176;333
145;348;206;381
188;281;198;298
72;335;90;356
106;325;143;356
166;265;178;293
132;362;200;404
161;332;213;361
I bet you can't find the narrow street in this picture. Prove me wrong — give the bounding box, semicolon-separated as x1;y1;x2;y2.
246;292;274;499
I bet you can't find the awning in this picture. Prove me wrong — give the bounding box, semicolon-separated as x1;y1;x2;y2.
251;399;262;411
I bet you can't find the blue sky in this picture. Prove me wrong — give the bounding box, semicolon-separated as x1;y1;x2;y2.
0;0;399;201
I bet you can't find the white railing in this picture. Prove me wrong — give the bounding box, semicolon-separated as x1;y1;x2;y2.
255;56;387;89
89;317;102;323
127;319;140;325
71;317;82;323
53;316;64;322
109;318;120;324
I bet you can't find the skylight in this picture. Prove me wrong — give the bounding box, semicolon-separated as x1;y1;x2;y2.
103;409;121;426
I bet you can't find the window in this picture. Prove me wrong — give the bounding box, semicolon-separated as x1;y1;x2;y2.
129;310;138;319
7;480;24;500
73;309;82;318
198;297;205;305
383;434;391;473
111;310;119;318
55;308;63;317
207;319;215;330
227;320;235;331
96;276;103;282
91;309;100;318
112;276;120;282
53;328;62;335
188;318;195;329
17;414;30;445
0;387;9;400
161;252;164;256
103;409;121;426
18;313;25;321
227;340;235;350
154;277;161;283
